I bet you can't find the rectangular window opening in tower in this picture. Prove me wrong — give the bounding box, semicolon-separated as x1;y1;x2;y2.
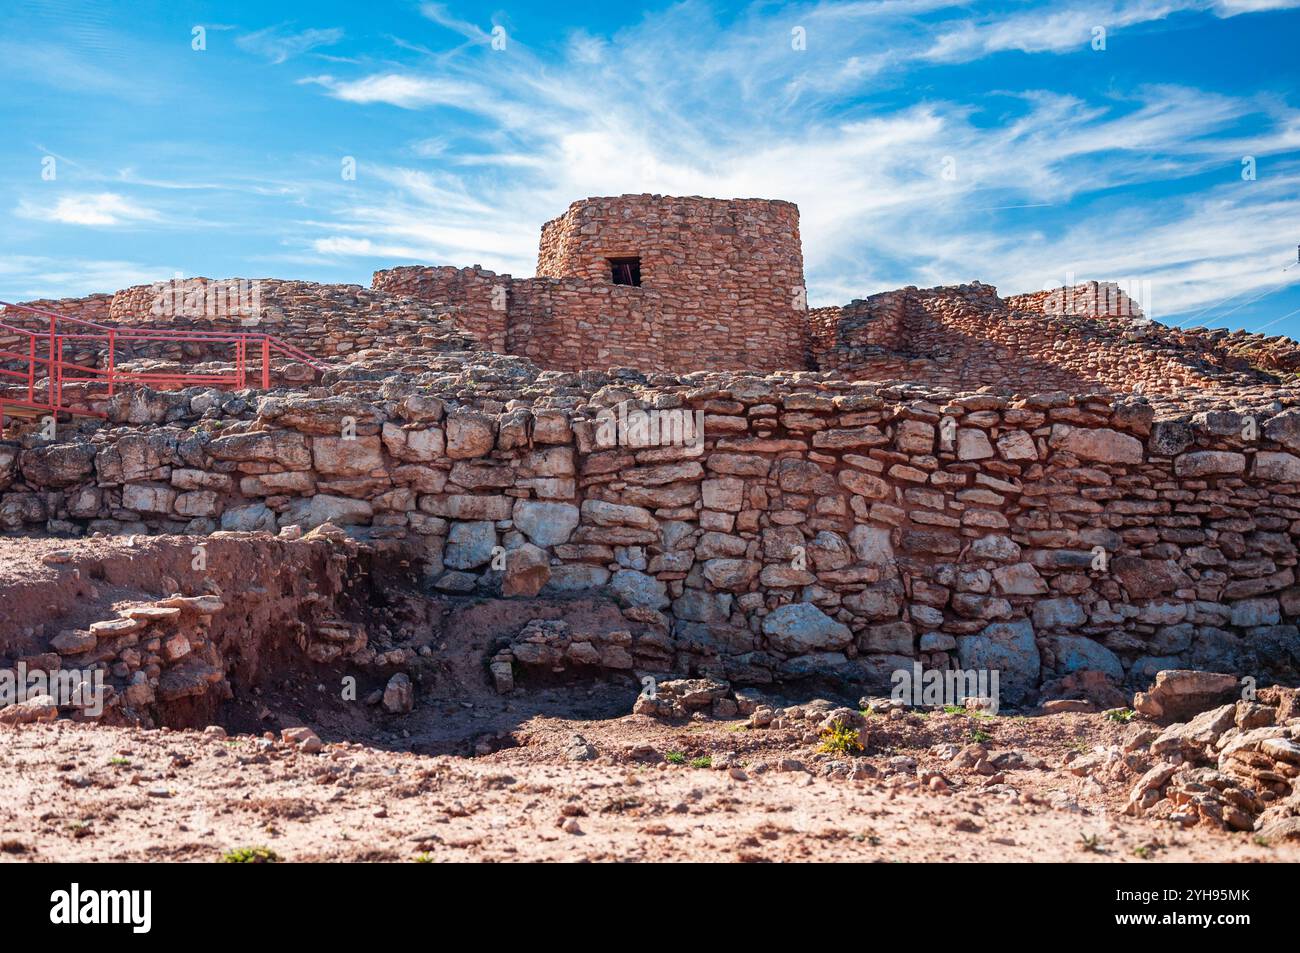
608;257;641;286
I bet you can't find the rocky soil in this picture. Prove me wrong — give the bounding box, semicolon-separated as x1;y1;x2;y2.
2;679;1297;863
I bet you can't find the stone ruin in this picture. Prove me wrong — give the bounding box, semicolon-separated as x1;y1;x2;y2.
2;193;1300;735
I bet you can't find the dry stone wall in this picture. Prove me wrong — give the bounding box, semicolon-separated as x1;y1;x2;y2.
4;372;1300;705
6;278;478;368
814;282;1289;396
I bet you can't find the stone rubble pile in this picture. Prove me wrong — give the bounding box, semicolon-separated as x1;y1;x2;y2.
1122;679;1300;839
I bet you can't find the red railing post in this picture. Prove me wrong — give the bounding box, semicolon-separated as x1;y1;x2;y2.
261;336;270;389
47;316;55;408
27;334;35;403
107;329;116;397
55;335;64;411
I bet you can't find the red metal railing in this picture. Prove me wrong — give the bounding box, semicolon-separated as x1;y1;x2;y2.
0;300;325;420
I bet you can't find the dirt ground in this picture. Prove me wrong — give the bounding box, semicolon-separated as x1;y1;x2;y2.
2;693;1296;863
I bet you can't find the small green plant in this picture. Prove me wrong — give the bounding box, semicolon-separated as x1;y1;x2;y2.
1105;708;1136;724
818;723;864;756
1078;833;1103;854
688;756;713;769
413;853;435;863
108;756;130;767
1132;845;1150;859
222;846;281;864
970;728;992;743
942;705;965;715
665;751;686;765
1253;835;1271;848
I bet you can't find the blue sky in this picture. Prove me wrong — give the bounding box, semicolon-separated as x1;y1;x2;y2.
2;0;1299;336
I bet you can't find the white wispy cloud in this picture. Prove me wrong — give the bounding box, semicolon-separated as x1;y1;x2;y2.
0;255;172;299
302;73;480;109
237;26;344;65
16;192;162;227
921;0;1300;63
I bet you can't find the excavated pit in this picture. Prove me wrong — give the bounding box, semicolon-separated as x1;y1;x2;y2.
0;532;672;754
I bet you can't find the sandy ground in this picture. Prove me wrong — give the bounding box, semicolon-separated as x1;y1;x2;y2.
2;698;1296;863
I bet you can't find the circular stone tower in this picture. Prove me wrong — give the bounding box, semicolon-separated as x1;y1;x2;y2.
529;194;808;372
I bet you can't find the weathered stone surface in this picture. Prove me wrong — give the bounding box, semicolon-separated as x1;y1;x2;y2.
1174;450;1245;478
513;500;579;547
1263;408;1300;452
1151;703;1236;756
444;520;497;569
1133;669;1241;721
445;410;495;458
863;621;914;654
421;494;513;521
279;494;373;529
839;468;889;498
312;436;384;476
502;543;550;597
121;482;177;515
1048;425;1142;464
956;428;994;461
762;602;853;654
220;502;277;532
545;564;612;591
20;444;97;487
382;673;414;714
381;422;444;462
610;570;669;610
208;430;311;468
895;420;934;454
1032;597;1086;630
993;562;1048;595
257;395;382;434
996;430;1037;461
1113;557;1192;598
1253;451;1300;482
0;694;58;725
1047;635;1123;680
849;525;894;565
957;620;1040;706
580;499;657;529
